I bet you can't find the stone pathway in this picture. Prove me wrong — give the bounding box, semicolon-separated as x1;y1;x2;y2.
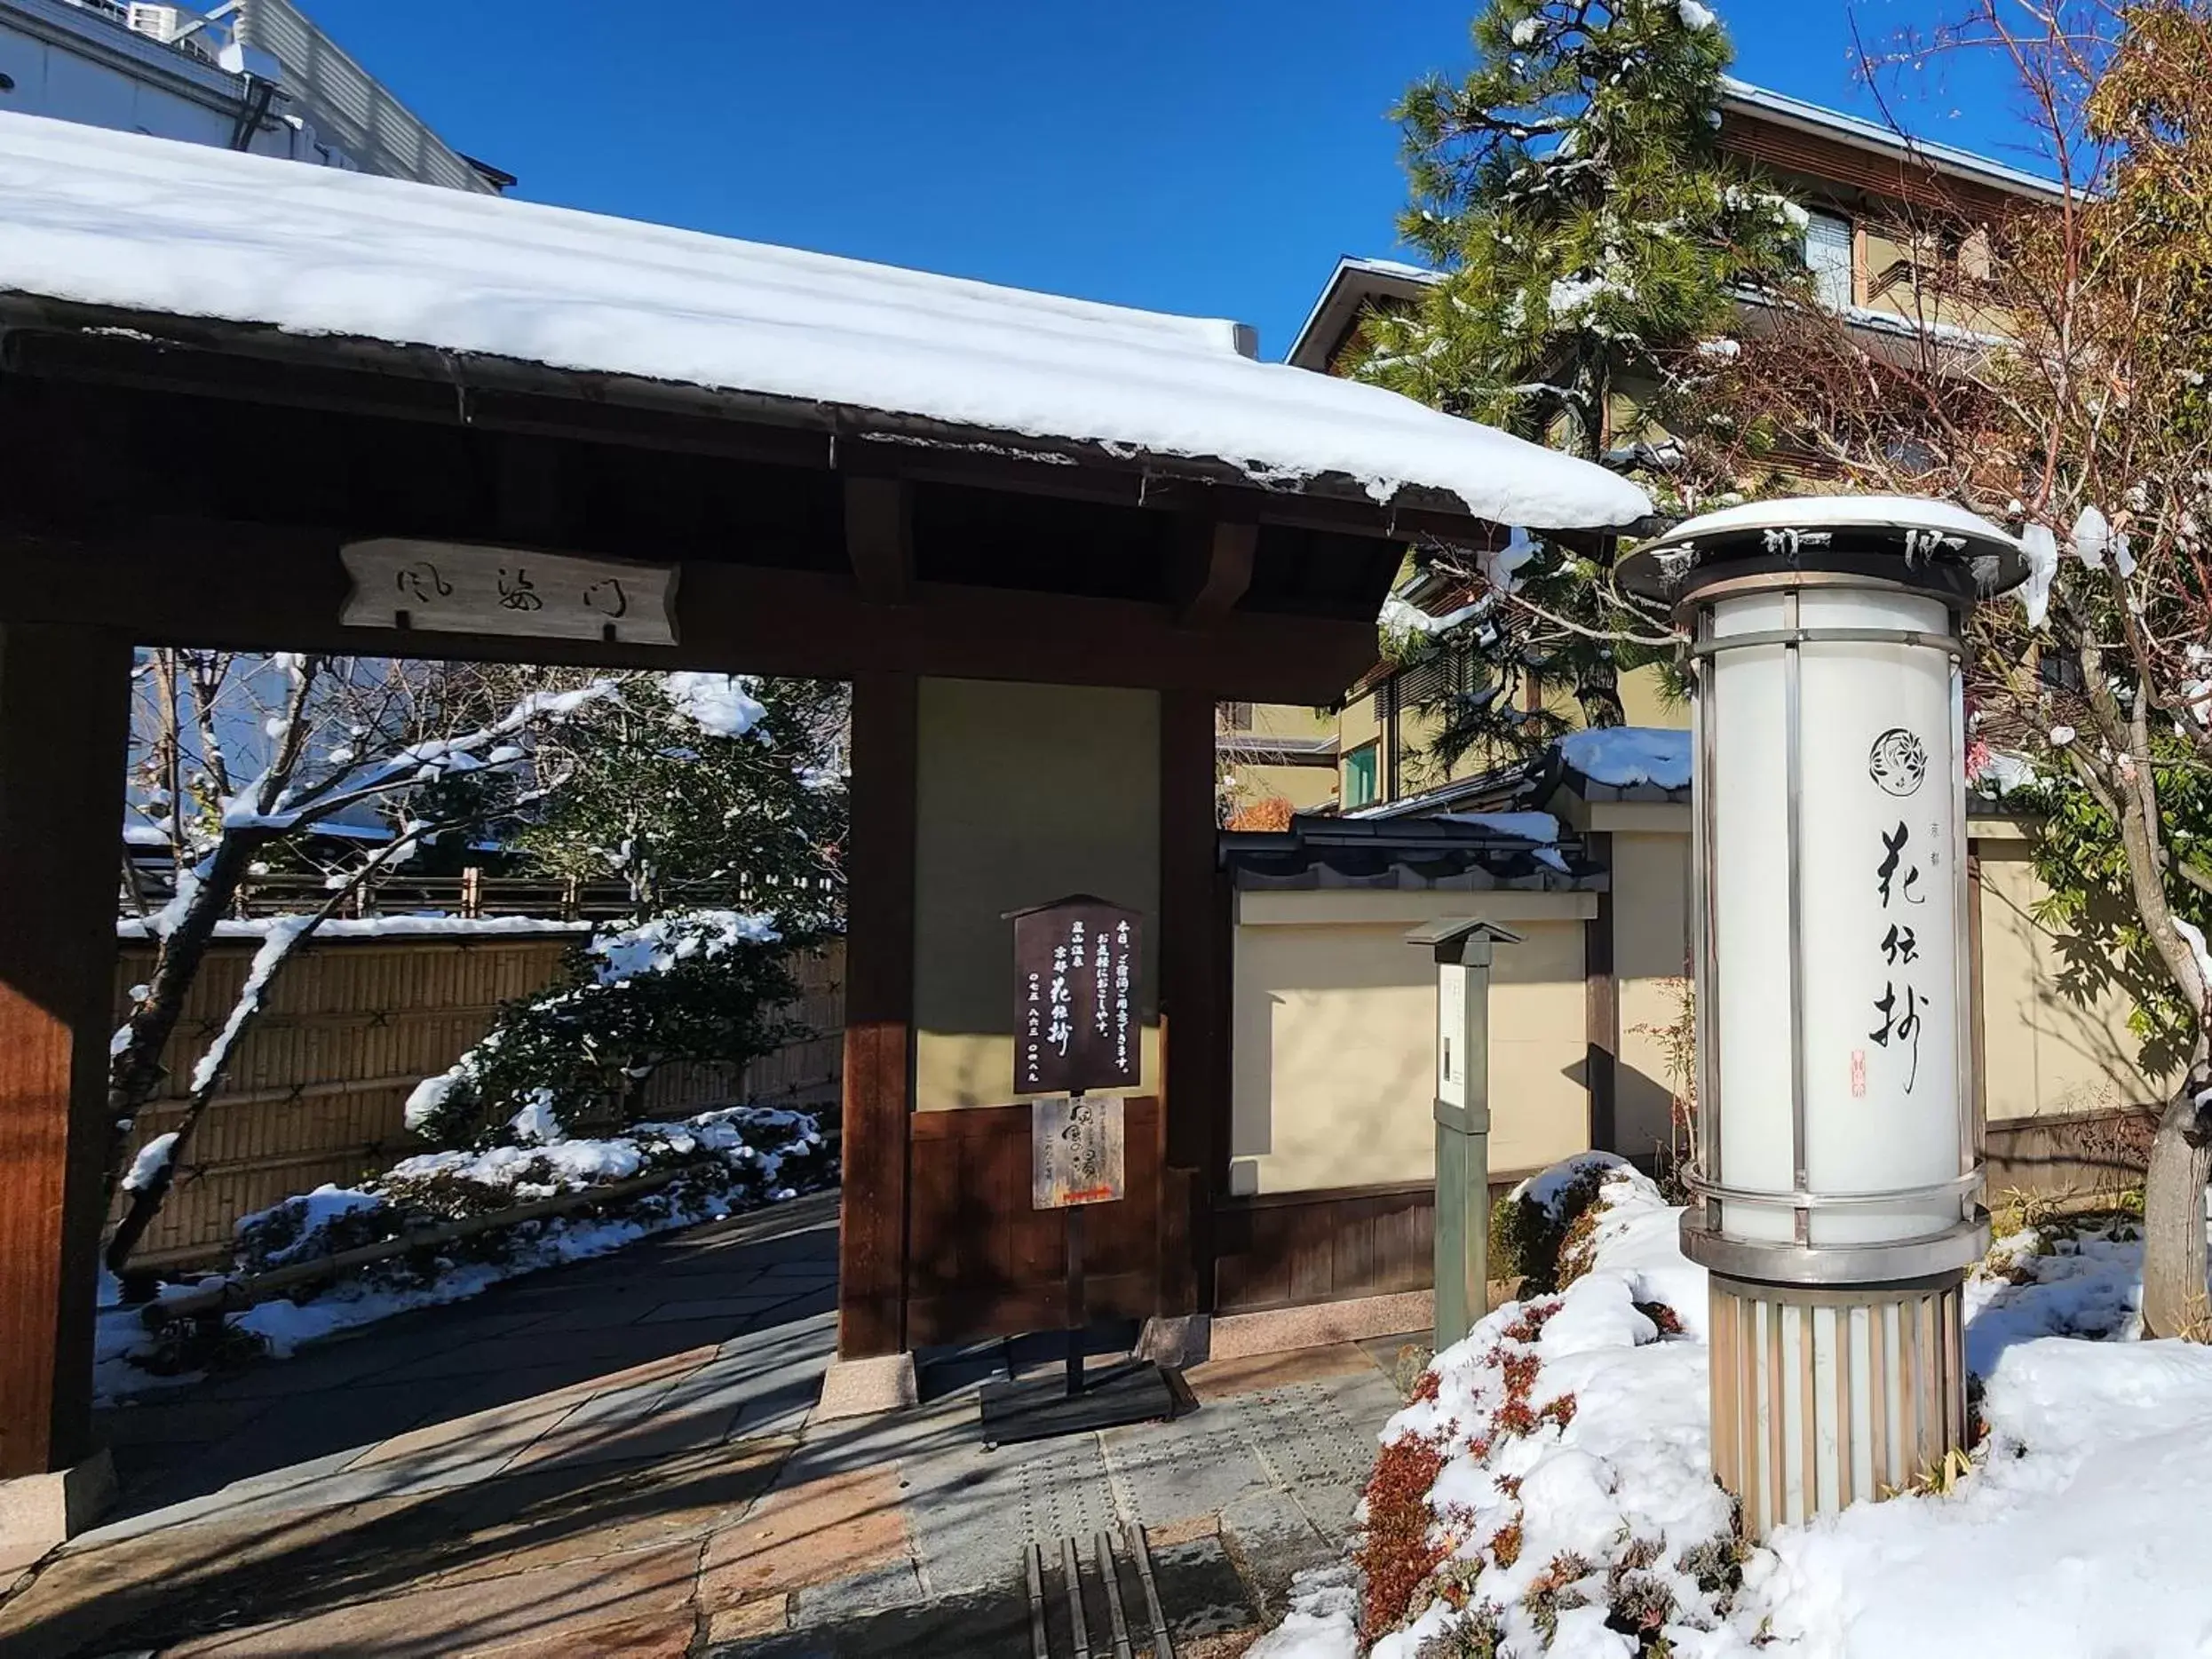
0;1195;1415;1657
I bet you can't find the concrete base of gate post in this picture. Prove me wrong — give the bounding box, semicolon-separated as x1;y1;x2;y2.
1133;1314;1209;1369
814;1353;918;1422
0;1449;114;1577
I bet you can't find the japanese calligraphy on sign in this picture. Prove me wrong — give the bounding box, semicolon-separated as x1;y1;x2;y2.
340;539;679;646
1031;1095;1126;1209
1864;730;1937;1093
1011;894;1142;1097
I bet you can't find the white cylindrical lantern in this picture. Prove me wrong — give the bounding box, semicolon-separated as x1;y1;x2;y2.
1620;497;2024;1533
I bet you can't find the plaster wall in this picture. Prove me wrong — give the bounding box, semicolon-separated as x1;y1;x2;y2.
1228;891;1591;1195
910;677;1161;1111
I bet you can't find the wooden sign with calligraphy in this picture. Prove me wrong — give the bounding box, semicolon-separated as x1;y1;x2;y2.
1031;1095;1126;1209
340;539;679;646
1011;893;1143;1098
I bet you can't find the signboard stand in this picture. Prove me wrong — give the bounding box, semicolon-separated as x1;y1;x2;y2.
978;896;1178;1447
1061;1092;1090;1401
1406;919;1520;1356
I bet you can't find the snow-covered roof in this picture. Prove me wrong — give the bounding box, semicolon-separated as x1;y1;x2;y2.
1664;494;2017;546
1719;78;2069;203
0;114;1647;532
1284;254;1445;373
1555;726;1691;794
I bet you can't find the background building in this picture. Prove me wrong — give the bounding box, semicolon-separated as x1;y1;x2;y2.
1263;76;2057;819
1195;83;2159;1347
0;0;505;188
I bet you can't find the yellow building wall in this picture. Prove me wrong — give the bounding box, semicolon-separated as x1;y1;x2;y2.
1225;702;1338;813
1612;829;1693;1163
1618;665;1687;731
1233;763;1337;813
911;677;1161;1111
1228;891;1593;1195
1973;837;2166;1121
1855;224;2011;337
1598;816;2165;1139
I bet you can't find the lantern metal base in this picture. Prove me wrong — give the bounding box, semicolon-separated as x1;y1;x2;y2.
1708;1270;1970;1536
1678;1207;1989;1288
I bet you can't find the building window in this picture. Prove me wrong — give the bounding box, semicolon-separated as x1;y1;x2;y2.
1344;743;1380;809
2037;647;2084;693
1219;701;1254;733
1804;209;1854;310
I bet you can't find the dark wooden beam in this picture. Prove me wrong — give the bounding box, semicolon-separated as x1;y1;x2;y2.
1176;518;1257;629
0;625;130;1479
836;673;918;1360
1584;830;1618;1155
843;476;913;607
1157;690;1225;1319
0;522;1376;703
0;314;1553;544
494;432;568;547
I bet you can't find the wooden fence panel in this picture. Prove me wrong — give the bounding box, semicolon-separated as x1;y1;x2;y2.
109;933;844;1266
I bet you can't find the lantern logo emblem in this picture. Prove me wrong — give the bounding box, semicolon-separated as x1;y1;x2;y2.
1868;728;1929;798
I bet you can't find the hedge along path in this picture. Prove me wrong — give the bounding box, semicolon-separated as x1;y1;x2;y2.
147;1166;686;1327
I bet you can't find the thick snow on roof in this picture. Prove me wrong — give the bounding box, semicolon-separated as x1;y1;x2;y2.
0;115;1647;532
1556;726;1692;790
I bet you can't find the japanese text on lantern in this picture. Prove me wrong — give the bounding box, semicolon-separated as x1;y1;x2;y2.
1866;727;1932;1092
1011;896;1142;1097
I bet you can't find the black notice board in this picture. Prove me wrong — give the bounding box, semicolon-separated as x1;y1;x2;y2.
1011;894;1143;1097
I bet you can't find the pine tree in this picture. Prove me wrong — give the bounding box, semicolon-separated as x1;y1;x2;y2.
1359;0;1809;774
503;671;848;931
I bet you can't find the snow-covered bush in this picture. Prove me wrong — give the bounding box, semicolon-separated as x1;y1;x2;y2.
234;1105;829;1276
101;1105;831;1396
1487;1151;1633;1291
1360;1163;1724;1655
403;909;805;1146
1327;1154;2205;1658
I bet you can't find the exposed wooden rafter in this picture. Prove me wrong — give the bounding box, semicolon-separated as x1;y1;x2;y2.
1176;516;1257;629
842;475;913;607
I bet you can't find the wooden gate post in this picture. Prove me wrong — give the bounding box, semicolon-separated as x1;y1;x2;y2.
0;625;130;1504
834;672;917;1363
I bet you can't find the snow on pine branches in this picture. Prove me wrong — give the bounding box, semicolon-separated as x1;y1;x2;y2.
105;657;622;1274
1355;0;1809;774
403;909;801;1147
1368;0;1807;463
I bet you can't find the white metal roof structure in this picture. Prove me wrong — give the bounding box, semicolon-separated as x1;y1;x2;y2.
1717;77;2068;203
0;112;1651;531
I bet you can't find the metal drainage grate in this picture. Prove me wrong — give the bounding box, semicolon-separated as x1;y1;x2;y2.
1024;1524;1175;1659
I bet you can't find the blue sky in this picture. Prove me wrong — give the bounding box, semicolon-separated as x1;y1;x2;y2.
313;1;2040;361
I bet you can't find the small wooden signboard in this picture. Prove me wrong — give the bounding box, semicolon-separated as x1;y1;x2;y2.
1031;1095;1125;1210
341;538;679;645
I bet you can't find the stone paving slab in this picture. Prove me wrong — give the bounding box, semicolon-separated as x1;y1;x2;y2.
0;1199;1412;1658
698;1462;910;1610
164;1534;704;1657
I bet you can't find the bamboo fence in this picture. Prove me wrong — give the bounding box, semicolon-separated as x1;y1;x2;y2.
108;929;844;1266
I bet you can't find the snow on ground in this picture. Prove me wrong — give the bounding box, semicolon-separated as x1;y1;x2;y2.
1308;1163;2210;1659
0;113;1647;531
94;1104;829;1402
